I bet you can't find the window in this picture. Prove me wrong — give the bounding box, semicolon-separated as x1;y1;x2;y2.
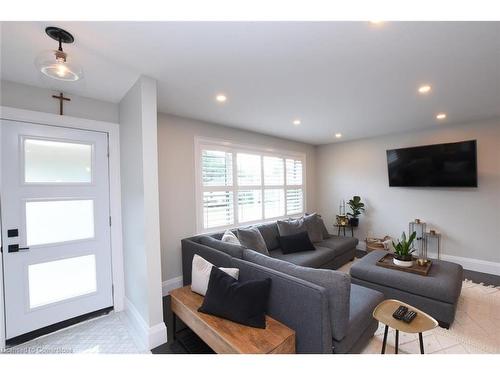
197;139;305;231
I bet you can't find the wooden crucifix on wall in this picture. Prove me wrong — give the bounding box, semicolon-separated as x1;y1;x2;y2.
52;92;71;115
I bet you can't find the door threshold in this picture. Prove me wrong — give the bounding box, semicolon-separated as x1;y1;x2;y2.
6;306;113;347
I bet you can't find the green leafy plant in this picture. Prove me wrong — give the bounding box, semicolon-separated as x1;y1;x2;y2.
347;196;365;219
392;231;417;260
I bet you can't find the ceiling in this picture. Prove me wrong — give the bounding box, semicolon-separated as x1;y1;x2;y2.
1;21;499;145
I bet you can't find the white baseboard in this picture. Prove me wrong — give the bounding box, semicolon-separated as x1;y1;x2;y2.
162;276;183;296
124;298;167;350
427;252;500;276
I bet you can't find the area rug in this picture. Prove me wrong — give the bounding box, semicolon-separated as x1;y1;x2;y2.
339;259;500;354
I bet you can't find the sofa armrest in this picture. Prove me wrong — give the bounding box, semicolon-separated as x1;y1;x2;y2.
181;238;235;285
232;258;333;354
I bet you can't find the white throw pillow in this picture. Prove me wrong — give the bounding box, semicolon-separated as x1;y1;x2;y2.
191;254;239;296
221;230;241;245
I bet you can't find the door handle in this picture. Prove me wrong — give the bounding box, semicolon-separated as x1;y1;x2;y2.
8;244;30;253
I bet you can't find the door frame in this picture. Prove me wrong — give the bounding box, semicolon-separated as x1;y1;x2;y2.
0;106;125;349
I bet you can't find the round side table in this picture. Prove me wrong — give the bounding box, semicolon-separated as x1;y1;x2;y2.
373;299;438;354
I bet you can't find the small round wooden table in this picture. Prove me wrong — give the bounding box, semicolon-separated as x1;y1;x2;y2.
373;299;438;354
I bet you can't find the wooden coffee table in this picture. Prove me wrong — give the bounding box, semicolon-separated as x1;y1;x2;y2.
373;299;438;354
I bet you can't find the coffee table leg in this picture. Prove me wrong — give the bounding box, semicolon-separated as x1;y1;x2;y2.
395;330;399;354
172;312;177;341
419;332;424;354
381;325;389;354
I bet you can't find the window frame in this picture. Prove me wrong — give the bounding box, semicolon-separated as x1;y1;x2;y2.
195;137;307;233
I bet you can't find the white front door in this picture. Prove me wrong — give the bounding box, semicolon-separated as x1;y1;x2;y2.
0;120;113;340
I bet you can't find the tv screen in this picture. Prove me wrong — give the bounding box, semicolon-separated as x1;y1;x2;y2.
386;140;477;187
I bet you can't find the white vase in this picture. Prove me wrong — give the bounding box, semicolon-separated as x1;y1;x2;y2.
393;258;413;268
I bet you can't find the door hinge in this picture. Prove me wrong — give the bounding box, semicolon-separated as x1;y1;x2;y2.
109;216;112;226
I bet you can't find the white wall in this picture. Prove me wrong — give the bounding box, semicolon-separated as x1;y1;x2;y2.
157;113;317;282
119;76;165;349
0;80;119;123
317;119;500;265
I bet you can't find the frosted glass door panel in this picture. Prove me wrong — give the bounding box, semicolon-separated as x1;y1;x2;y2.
26;200;95;246
24;139;92;183
28;255;97;309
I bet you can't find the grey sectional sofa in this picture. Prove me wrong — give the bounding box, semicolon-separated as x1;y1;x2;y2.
181;221;384;354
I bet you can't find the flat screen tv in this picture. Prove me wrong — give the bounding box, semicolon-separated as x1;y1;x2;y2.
386;140;477;187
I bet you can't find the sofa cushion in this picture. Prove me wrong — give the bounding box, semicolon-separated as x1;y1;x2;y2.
198;236;245;259
257;222;280;251
279;231;315;254
350;250;463;304
333;284;384;353
269;246;336;268
242;249;351;341
277;218;307;236
318;236;359;257
237;227;269;256
302;213;325;243
317;215;331;239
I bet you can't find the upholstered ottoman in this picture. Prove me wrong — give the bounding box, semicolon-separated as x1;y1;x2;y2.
350;250;463;328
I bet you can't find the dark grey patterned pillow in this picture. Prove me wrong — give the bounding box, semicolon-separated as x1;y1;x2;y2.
237;227;269;256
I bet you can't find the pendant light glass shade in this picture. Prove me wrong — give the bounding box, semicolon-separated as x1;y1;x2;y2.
35;49;83;82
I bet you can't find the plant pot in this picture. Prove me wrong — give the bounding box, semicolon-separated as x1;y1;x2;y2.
393;256;413;268
349;218;359;227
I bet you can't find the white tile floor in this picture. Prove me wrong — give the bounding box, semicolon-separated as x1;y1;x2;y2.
3;311;149;354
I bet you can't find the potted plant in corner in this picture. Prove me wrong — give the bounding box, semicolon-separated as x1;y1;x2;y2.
347;195;365;227
392;231;417;267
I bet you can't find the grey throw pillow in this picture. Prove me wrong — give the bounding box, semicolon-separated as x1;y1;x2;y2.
237;227;269;256
302;213;325;243
277;218;307;236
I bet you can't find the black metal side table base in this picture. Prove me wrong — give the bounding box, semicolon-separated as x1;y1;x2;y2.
381;325;425;354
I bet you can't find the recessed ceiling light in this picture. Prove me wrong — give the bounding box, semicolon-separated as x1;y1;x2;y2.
418;84;432;94
369;21;385;25
436;113;447;120
293;119;301;126
215;94;227;103
335;133;342;138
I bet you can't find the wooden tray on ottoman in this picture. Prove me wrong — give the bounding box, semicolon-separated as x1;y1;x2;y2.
376;253;432;276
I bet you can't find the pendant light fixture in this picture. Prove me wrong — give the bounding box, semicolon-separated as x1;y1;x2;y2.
35;27;83;82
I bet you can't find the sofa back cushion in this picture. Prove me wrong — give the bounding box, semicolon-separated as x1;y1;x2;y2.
198;236;245;259
242;249;351;341
256;222;281;251
237;227;269;255
278;215;324;243
302;213;326;242
277;218;307;236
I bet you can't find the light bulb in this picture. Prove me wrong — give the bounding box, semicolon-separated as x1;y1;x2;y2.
35;49;83;82
56;64;69;77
